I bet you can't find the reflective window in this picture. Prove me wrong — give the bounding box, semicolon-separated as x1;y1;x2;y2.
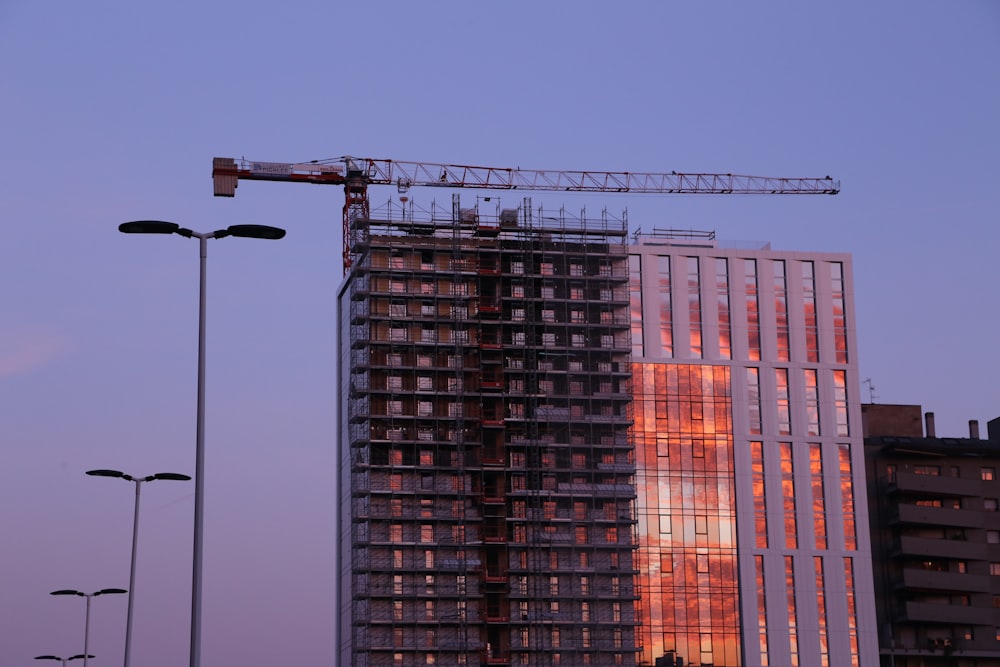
776;368;791;435
804;369;820;436
774;260;789;361
844;558;860;662
785;556;800;667
631;363;739;666
839;445;857;550
658;256;673;357
833;370;850;436
754;555;769;665
781;443;798;549
831;262;849;363
745;259;761;360
688;257;703;357
815;557;829;667
716;258;732;359
629;256;645;354
747;368;762;435
802;261;819;362
752;442;768;548
810;444;827;549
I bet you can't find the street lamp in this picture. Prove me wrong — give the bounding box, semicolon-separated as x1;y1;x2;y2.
35;655;95;666
118;220;285;667
50;589;127;667
86;469;191;667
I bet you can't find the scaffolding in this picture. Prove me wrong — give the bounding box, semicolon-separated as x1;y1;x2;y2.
345;197;639;666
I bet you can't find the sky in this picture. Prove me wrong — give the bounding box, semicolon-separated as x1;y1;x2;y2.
1;1;998;665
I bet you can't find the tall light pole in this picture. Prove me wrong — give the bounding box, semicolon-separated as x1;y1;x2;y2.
35;654;95;667
118;220;285;667
50;589;127;667
86;469;191;667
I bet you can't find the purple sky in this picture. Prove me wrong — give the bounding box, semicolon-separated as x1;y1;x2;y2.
2;2;998;665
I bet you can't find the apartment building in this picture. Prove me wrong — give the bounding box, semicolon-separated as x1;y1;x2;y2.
864;404;1000;666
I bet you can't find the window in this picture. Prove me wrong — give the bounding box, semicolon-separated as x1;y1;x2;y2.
991;563;1000;576
988;530;1000;544
986;498;999;512
387;375;403;392
984;467;996;481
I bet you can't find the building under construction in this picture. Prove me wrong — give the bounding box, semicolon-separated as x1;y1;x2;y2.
338;197;638;666
217;154;876;666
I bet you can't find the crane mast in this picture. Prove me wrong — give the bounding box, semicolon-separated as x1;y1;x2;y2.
212;156;840;273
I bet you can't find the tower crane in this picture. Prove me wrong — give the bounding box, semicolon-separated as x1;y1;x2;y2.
212;156;840;274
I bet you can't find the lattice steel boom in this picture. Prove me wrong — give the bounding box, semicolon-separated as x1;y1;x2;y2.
212;156;840;272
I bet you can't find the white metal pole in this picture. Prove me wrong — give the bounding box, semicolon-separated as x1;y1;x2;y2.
83;595;92;667
190;233;209;667
124;480;142;667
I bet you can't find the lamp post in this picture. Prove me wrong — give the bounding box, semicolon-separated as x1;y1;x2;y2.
118;220;285;667
34;655;95;667
50;589;127;667
86;469;191;667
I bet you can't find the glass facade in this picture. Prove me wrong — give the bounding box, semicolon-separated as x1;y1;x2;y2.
615;240;873;667
632;363;740;667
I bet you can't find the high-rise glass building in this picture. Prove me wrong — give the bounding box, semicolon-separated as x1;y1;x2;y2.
338;200;878;667
628;232;878;667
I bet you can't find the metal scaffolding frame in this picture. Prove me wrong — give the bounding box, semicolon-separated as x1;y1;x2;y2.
345;197;639;666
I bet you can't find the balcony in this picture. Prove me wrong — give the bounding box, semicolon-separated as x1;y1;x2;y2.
902;600;994;625
899;568;990;593
896;535;988;561
893;504;983;528
890;471;982;497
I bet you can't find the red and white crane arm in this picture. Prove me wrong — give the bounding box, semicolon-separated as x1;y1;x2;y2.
211;156;840;272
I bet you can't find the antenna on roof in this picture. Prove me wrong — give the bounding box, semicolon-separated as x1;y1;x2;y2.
864;378;878;403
